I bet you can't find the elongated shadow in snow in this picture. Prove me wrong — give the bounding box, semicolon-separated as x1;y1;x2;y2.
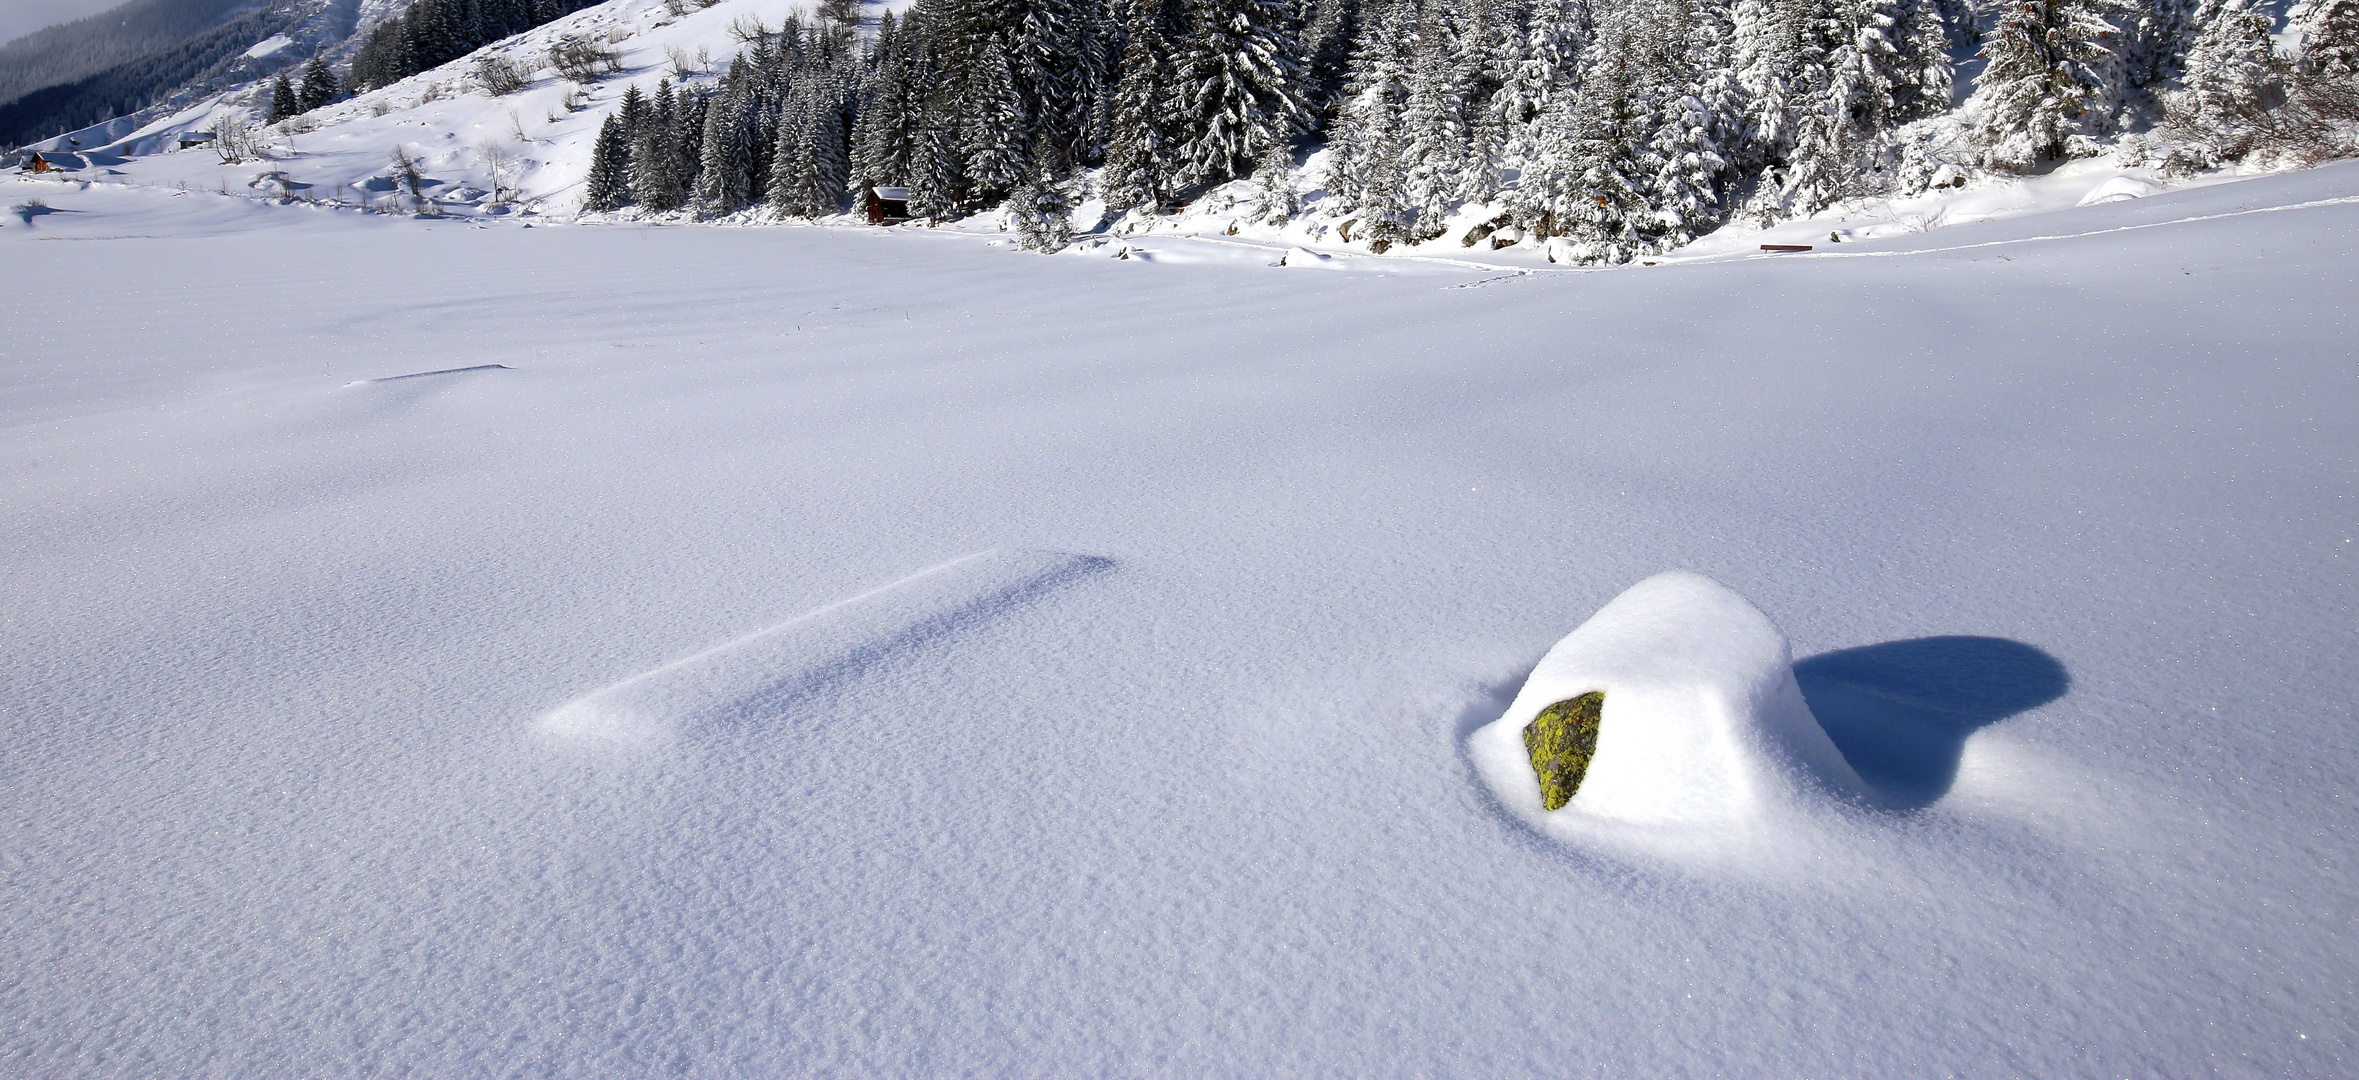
1793;637;2069;810
541;549;1116;747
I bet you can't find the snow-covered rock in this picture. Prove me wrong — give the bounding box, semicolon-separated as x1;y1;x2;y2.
1470;571;1865;849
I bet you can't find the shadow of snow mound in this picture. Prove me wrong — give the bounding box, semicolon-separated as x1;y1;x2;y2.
1794;637;2069;810
541;549;1116;748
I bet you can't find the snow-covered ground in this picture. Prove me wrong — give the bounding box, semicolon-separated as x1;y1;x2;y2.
2;159;2356;1076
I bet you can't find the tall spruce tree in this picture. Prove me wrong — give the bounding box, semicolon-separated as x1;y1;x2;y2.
1975;0;2127;166
1172;0;1309;187
298;58;340;112
584;111;634;210
1102;0;1179;211
268;73;300;123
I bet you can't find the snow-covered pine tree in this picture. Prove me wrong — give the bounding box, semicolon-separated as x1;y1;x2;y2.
1303;0;1364;120
674;88;708;197
694;86;758;217
2168;0;2286;156
1646;0;1739;246
1975;0;2128;166
849;55;919;193
2291;0;2359;77
584;112;634;210
1553;21;1650;261
632;80;687;210
268;73;300;123
1250;141;1301;222
1101;0;1178;211
298;58;340;112
960;44;1031;203
1889;0;1955;120
1321;0;1413;208
905;103;965;217
1496;0;1587;164
1398;0;1471;239
1009;0;1089;162
1172;0;1309;187
1451;0;1513;203
1007;140;1076;249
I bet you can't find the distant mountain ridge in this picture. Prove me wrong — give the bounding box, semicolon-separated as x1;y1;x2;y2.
0;0;371;148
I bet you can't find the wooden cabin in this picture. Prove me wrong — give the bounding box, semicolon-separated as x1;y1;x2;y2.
25;151;60;173
864;186;909;225
178;132;217;150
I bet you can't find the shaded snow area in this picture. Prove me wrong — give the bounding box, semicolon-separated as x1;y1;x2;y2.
3;161;2357;1077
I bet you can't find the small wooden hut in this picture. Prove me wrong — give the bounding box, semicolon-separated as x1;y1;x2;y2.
864;186;909;225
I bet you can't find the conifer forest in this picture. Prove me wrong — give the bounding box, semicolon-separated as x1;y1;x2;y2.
565;0;2359;261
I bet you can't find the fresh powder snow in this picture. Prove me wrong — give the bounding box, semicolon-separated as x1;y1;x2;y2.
2;155;2356;1078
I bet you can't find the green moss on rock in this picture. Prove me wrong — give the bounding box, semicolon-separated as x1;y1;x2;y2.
1523;691;1604;811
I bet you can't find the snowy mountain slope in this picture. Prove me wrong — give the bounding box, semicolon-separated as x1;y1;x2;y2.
3;159;2356;1076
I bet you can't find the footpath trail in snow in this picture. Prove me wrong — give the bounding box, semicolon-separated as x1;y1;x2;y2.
2;163;2355;1077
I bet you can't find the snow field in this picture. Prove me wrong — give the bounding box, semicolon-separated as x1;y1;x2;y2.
1;161;2356;1076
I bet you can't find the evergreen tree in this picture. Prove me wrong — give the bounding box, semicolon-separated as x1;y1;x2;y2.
2291;0;2359;78
1975;0;2126;166
1172;0;1309;187
1102;0;1178;211
2169;0;2286;156
960;45;1031;202
1398;0;1470;238
267;73;299;123
298;58;340;112
695;83;759;217
584;111;634;210
632;80;687;210
1498;0;1587;163
1007;141;1076;249
1250;141;1301;222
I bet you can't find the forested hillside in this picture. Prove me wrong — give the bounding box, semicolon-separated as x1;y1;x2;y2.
0;0;256;106
558;0;2356;259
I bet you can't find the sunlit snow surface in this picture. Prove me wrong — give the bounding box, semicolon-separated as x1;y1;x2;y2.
3;164;2356;1076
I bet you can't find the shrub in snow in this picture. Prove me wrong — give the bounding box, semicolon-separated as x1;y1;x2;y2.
472;54;529;97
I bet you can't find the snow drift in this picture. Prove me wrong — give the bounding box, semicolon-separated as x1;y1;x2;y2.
1471;571;1866;852
541;549;1114;747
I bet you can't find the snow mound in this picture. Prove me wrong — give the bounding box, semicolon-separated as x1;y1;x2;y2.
1469;571;1865;849
2078;176;2162;206
541;548;1114;747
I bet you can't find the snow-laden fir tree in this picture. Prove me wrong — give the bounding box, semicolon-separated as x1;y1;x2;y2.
1007;141;1077;249
1102;0;1179;212
2166;0;2284;156
298;58;340;112
1975;0;2127;166
2291;0;2359;77
1398;0;1472;238
961;44;1032;203
1172;0;1309;186
584;111;634;211
694;85;759;218
632;80;688;210
268;73;300;123
1496;0;1588;163
1249;141;1301;222
1321;0;1413;208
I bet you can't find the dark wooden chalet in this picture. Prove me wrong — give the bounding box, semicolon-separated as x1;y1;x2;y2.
864;186;909;224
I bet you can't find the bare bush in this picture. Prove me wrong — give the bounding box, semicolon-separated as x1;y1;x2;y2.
472;53;529;96
665;44;697;76
478;141;515;206
213;111;263;164
728;13;771;43
547;36;621;82
391;145;439;216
